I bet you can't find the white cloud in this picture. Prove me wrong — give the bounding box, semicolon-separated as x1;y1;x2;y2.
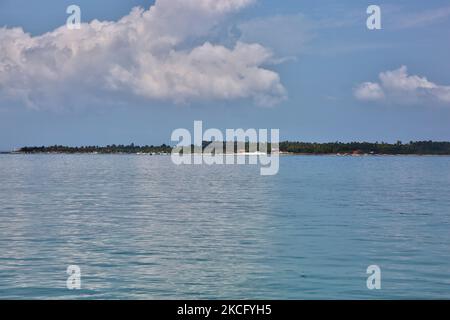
354;82;385;101
354;66;450;105
0;0;287;110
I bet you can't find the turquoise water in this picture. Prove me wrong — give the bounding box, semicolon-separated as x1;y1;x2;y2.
0;154;449;299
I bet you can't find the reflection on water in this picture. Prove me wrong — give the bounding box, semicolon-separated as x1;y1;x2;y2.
0;154;449;299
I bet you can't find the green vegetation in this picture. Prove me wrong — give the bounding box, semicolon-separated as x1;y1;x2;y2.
19;144;172;154
279;141;450;155
16;141;450;155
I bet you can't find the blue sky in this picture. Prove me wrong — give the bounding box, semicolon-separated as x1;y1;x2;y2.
1;0;450;150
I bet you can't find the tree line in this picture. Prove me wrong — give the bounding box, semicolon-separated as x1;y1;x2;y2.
17;141;450;155
279;141;450;155
19;143;172;154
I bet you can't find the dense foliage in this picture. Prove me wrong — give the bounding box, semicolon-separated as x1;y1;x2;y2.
279;141;450;155
19;144;172;154
17;141;450;155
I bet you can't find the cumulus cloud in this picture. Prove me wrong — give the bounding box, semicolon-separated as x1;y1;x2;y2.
354;66;450;105
353;82;385;101
0;0;287;110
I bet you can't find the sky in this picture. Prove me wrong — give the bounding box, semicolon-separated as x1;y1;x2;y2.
1;0;450;150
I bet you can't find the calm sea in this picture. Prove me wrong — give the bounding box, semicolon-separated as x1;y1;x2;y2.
0;154;449;299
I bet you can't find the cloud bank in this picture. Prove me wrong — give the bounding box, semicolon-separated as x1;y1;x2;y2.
0;0;286;110
354;66;450;106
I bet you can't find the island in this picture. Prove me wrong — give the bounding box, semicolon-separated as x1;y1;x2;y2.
9;140;450;155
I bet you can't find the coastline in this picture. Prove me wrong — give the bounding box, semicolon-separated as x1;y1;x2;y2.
5;141;450;156
4;151;450;157
11;141;450;156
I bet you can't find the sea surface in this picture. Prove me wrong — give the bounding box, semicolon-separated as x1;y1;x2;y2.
0;154;449;299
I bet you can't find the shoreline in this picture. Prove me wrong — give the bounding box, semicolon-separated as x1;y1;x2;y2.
3;152;450;157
